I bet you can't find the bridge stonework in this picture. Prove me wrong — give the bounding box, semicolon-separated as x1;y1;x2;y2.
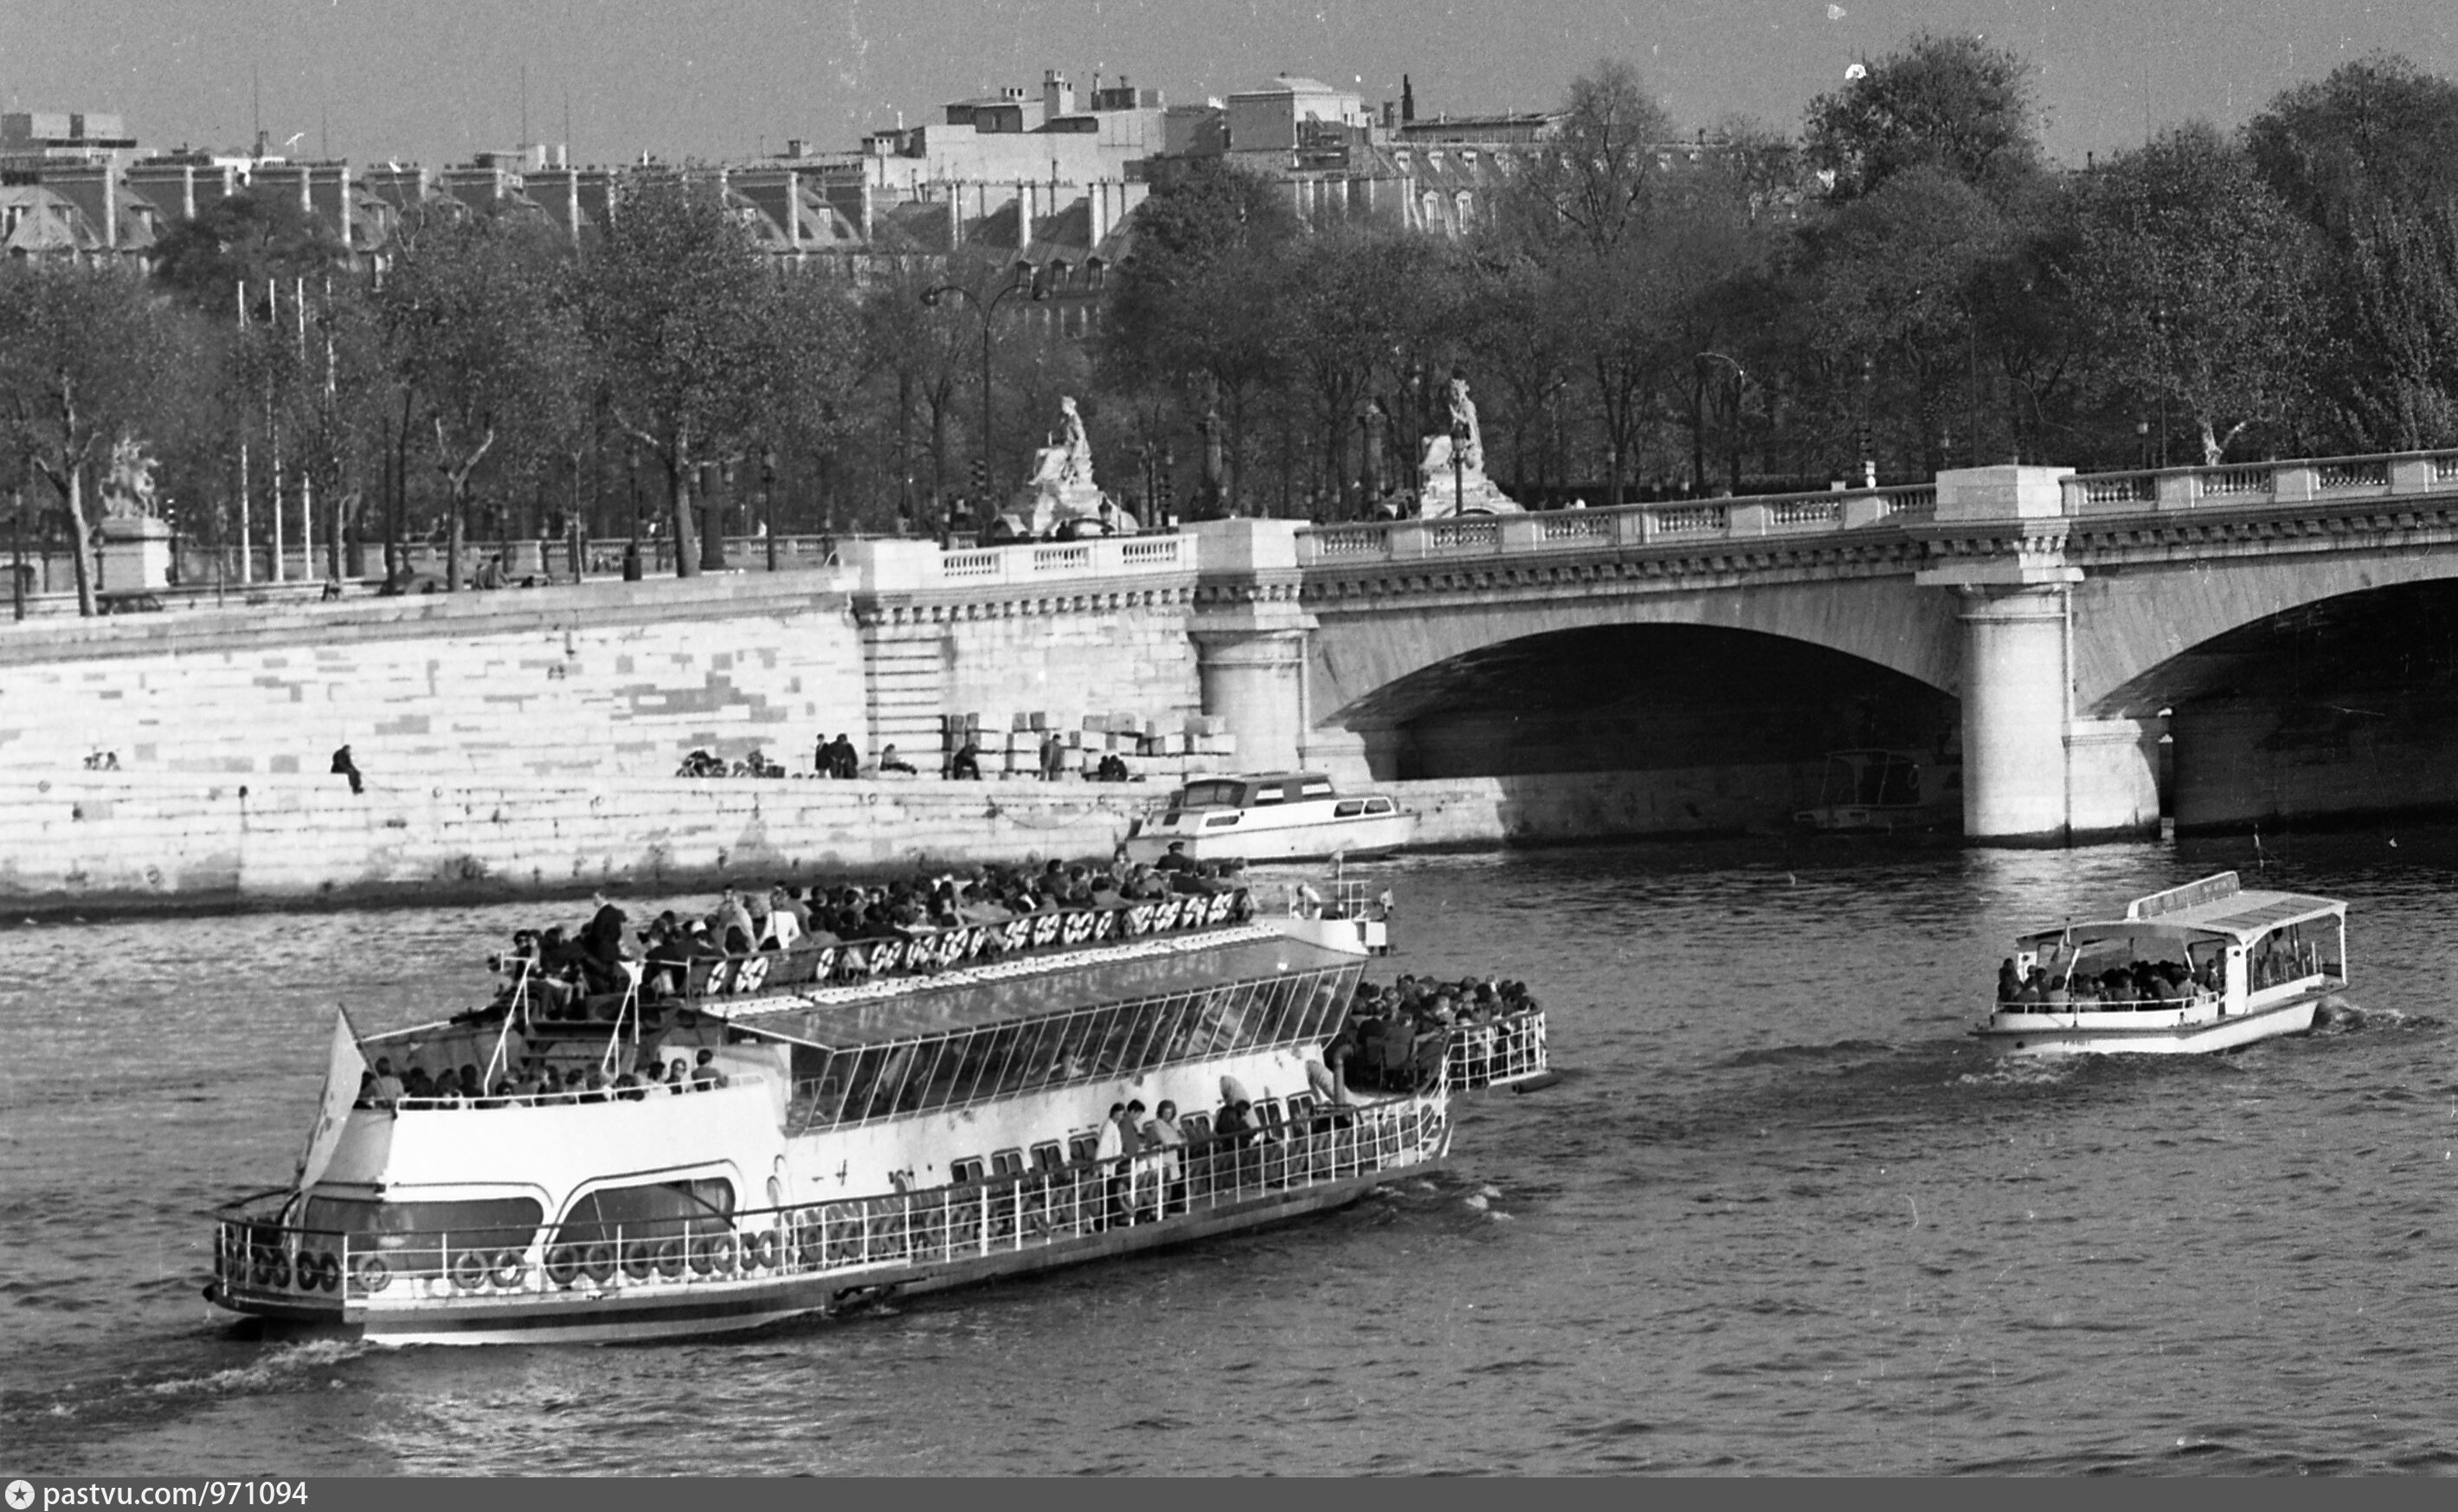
15;451;2458;910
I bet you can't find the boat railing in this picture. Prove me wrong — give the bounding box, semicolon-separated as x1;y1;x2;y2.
1992;989;2223;1015
210;1091;1448;1309
384;1072;770;1112
544;889;1259;1006
1444;1010;1548;1089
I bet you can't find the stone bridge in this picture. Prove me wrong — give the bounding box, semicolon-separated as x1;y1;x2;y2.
18;449;2458;870
1263;452;2458;841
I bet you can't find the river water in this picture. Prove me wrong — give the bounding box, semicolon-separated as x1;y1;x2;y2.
3;831;2455;1475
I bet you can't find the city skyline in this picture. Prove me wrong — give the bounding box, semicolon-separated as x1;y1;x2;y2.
6;0;2457;169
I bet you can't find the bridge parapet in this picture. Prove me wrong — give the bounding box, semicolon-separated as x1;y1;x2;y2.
1296;485;1938;566
2058;448;2458;517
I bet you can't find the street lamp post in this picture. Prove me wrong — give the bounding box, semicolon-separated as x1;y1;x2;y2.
922;264;1039;539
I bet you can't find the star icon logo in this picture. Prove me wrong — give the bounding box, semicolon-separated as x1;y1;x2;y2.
6;1479;35;1510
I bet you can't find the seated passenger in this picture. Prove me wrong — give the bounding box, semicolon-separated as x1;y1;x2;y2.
692;1048;727;1090
370;1058;407;1106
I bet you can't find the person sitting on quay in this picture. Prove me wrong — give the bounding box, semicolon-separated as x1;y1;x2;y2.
877;743;918;775
948;740;983;780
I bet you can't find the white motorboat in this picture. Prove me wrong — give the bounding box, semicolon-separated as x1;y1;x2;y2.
1972;871;2349;1056
1123;772;1417;865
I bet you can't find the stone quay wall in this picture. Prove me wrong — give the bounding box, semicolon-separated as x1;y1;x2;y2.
0;772;1150;913
0;576;872;783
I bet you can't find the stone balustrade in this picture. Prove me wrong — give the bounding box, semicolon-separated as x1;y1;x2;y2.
2057;447;2458;516
1295;486;1939;565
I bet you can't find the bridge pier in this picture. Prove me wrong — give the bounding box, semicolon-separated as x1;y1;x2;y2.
1189;519;1316;773
1932;468;2161;845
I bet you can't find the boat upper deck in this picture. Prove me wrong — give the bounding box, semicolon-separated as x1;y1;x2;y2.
734;923;1363;1051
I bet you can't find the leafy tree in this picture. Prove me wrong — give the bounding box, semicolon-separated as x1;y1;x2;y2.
2324;203;2458;450
0;262;203;614
2246;55;2458;234
151;189;352;315
1103;160;1299;514
580;174;787;574
1805;32;2042;202
380;205;584;589
2068;124;2321;465
1505;59;1676;260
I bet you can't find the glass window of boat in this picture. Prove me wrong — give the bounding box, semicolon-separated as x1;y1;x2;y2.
949;1156;986;1186
2024;929;2226;999
1180;1110;1213;1140
1334;799;1365;818
1181;780;1242;808
298;1194;544;1252
990;1148;1026;1179
1363;797;1394;815
1251;782;1287;805
1032;1141;1065;1172
557;1178;734;1245
1298;777;1335;798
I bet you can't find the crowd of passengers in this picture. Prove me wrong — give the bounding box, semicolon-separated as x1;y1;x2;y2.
356;1046;735;1109
486;853;1243;1019
1995;956;2219;1009
1328;974;1541;1091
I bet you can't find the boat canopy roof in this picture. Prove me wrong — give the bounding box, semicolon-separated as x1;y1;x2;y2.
729;924;1359;1051
1175;771;1338;807
2021;872;2345;949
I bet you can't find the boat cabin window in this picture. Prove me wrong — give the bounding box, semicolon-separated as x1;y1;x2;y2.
1287;1091;1316;1121
556;1178;735;1244
1362;797;1394;815
1203;812;1243;828
782;965;1361;1135
990;1148;1026;1179
1334;799;1364;818
1253;1100;1286;1131
1297;778;1334;798
949;1156;986;1186
1066;1133;1099;1164
1251;782;1287;805
2250;923;2330;988
1031;1141;1065;1172
1180;780;1243;808
298;1194;544;1248
1179;1111;1212;1140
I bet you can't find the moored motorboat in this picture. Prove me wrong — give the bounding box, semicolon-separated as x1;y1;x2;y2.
1972;871;2349;1056
1123;771;1417;865
207;886;1451;1346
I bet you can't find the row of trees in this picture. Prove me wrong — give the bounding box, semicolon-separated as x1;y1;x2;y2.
1104;42;2458;511
12;38;2458;613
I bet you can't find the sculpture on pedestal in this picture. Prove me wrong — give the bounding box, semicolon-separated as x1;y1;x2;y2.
1415;369;1522;518
995;396;1134;540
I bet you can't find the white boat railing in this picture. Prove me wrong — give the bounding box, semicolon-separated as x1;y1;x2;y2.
1444;1010;1548;1089
212;1092;1447;1310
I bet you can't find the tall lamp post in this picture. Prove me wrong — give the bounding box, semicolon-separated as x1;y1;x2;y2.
922;263;1039;538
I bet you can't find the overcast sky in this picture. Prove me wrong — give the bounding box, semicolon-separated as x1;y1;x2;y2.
6;0;2455;169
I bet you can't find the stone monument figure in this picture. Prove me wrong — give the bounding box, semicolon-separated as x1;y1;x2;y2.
1360;398;1390;510
1415;367;1522;518
1006;395;1131;538
100;436;160;520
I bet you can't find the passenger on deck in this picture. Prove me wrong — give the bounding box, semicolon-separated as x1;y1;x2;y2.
1095;1103;1130;1231
1146;1101;1187;1215
763;886;804;950
692;1048;727;1090
664;1059;691;1095
1155;841;1194;874
1998;959;2022;1001
370;1058;407;1107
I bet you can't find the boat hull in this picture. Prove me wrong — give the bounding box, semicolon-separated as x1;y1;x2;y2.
1972;989;2333;1056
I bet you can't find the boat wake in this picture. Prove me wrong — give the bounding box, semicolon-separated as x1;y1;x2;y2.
1721;1038;1895;1069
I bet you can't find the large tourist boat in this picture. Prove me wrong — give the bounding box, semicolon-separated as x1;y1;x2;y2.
1123;772;1418;865
207;887;1450;1345
1972;872;2350;1056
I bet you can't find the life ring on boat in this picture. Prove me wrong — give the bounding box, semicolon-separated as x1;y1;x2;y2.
450;1250;488;1291
652;1238;685;1279
702;1232;739;1275
352;1254;391;1294
788;1213;821;1268
545;1245;583;1289
307;1251;341;1293
489;1250;529;1290
267;1251;293;1291
744;1230;778;1272
620;1239;655;1281
581;1242;617;1284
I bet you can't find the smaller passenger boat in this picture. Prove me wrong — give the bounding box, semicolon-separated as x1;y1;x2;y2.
1123;772;1416;865
1972;871;2349;1056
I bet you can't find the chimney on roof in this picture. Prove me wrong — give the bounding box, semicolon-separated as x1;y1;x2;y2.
1401;74;1416;124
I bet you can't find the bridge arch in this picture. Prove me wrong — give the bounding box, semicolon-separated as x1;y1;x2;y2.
1308;574;1959;729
